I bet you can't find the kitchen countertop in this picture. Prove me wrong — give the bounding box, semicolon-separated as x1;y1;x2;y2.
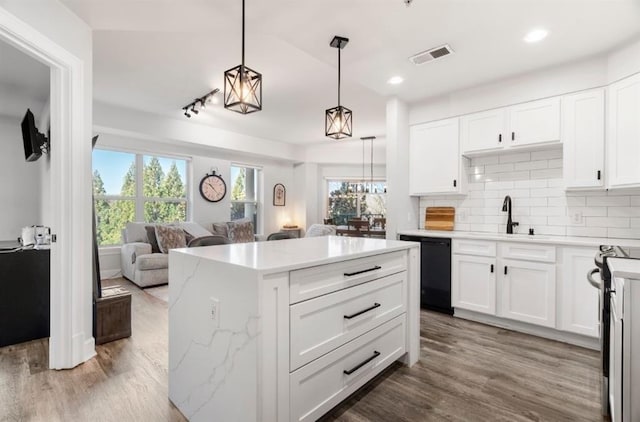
398;229;640;248
607;257;640;280
170;235;418;274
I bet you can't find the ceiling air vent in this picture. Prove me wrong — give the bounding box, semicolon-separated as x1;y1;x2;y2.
409;44;454;65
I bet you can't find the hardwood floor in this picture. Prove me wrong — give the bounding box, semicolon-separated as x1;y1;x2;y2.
0;278;604;422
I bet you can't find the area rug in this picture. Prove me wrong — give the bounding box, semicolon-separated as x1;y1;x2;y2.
145;285;169;303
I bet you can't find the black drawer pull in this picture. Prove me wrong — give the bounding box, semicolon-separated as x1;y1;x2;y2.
490;264;494;273
344;266;381;277
344;303;381;319
343;351;381;375
597;170;601;180
511;131;515;141
498;134;502;143
504;266;508;275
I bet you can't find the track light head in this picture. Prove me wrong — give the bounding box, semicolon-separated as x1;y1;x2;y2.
183;107;191;118
191;106;199;115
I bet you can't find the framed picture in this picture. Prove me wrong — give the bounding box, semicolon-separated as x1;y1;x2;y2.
273;183;286;206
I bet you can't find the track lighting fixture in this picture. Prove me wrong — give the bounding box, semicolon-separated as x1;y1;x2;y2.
181;88;220;118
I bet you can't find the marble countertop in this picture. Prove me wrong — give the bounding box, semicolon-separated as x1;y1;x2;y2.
170;235;418;274
398;229;640;248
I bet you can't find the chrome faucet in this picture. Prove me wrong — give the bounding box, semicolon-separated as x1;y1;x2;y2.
502;195;519;234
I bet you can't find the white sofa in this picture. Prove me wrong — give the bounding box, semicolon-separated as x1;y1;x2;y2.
120;222;212;288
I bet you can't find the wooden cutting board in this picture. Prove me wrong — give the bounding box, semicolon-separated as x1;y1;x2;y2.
425;207;455;231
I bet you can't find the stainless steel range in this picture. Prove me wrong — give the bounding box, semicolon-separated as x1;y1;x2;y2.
588;245;629;416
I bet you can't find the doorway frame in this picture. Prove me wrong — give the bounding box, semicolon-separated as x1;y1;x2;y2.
0;8;95;368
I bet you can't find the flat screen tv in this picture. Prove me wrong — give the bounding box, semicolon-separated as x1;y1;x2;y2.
20;109;47;162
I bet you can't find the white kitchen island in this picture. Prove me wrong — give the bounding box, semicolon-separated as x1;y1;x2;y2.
168;235;420;422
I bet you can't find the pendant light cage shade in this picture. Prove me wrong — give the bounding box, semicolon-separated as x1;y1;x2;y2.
224;64;262;114
325;105;352;139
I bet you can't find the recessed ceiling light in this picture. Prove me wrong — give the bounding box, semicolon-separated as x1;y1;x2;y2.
387;76;404;85
524;28;548;43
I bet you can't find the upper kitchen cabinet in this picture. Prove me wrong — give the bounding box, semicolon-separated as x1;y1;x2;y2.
562;88;605;190
460;97;561;156
461;109;506;154
507;97;561;148
607;72;640;189
409;118;467;195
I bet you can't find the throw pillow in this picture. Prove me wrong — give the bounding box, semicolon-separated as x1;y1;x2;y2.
227;219;254;243
144;225;161;253
211;222;229;239
155;225;187;253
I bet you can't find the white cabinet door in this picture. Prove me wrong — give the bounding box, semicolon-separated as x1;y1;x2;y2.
559;247;599;337
507;97;561;148
409;118;463;195
562;89;605;190
460;108;506;155
607;72;640;189
452;254;496;315
499;259;556;327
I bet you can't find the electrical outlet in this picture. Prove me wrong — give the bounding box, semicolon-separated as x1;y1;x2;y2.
458;210;468;222
210;297;220;327
570;211;584;225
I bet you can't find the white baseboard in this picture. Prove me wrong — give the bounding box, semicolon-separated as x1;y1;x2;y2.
454;309;600;351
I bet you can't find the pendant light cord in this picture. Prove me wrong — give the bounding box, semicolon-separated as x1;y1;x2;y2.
337;47;341;106
362;138;365;190
242;0;245;66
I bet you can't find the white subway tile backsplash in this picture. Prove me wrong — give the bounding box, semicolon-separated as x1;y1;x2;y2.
531;149;563;160
607;228;640;239
499;171;531;181
418;151;640;239
473;156;500;165
548;158;563;169
587;196;630;207
499;152;532;163
565;196;586;207
531;168;563;179
530;207;565;216
515;160;548;171
514;179;547;189
608;207;640;217
485;163;515;174
567;227;608;238
585;217;630;228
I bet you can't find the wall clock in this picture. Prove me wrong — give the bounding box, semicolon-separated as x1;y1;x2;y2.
199;171;227;203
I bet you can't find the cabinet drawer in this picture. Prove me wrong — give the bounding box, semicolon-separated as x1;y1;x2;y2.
500;243;555;262
290;251;406;304
290;272;406;371
290;315;406;422
453;239;496;257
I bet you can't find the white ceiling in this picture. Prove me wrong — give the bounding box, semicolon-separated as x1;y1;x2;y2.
61;0;640;145
0;39;49;120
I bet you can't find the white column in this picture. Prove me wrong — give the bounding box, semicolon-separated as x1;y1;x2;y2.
292;162;319;233
385;98;419;239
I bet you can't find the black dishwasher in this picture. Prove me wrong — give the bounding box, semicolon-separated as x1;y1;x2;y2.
399;235;453;315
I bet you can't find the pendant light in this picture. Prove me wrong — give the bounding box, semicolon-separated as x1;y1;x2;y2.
224;0;262;114
325;36;352;139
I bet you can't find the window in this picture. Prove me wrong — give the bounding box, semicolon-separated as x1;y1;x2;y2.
92;149;189;246
230;165;260;232
327;180;386;226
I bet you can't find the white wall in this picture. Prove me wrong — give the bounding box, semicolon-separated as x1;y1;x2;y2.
386;98;419;239
302;138;387;165
607;37;640;83
94;102;303;163
0;117;42;239
409;56;608;125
